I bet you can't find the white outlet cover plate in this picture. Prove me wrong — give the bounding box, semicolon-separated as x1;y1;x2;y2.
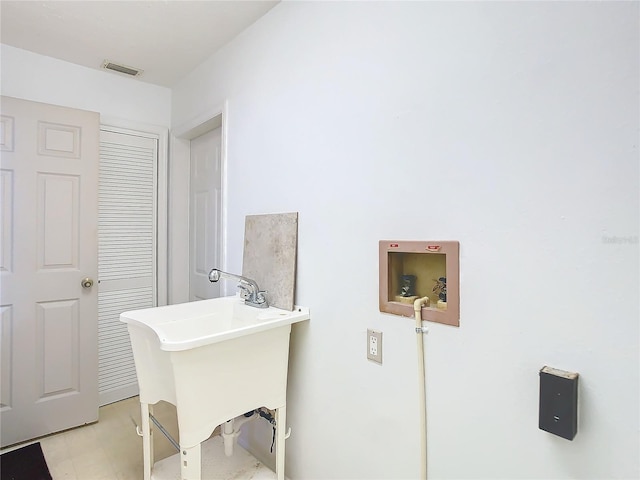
367;329;382;364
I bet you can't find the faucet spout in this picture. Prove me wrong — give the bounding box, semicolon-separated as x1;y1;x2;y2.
208;269;268;308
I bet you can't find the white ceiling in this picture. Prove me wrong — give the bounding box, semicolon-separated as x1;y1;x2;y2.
0;0;279;87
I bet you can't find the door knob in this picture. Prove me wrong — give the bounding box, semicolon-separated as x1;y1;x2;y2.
81;277;94;289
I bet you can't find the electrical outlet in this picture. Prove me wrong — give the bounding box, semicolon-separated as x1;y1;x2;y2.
367;329;382;364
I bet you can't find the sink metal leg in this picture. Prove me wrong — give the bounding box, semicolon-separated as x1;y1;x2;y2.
276;405;287;480
180;443;202;480
141;403;154;480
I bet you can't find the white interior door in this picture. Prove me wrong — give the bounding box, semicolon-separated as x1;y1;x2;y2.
98;129;157;406
189;127;222;301
0;96;99;447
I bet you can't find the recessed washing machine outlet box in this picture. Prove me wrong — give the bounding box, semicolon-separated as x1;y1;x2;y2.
379;240;460;327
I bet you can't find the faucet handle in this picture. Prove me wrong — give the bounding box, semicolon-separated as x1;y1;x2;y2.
246;291;268;308
237;284;251;300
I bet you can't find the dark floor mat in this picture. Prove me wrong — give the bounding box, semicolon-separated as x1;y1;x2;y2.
0;442;52;480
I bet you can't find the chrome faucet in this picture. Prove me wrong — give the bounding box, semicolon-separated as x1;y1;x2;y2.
208;269;268;308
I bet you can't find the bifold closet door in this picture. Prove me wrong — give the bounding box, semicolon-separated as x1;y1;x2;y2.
98;129;157;406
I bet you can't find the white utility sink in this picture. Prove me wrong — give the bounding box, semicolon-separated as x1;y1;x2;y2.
121;295;310;480
122;295;309;351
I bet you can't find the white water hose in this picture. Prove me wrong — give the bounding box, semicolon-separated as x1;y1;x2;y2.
414;296;430;480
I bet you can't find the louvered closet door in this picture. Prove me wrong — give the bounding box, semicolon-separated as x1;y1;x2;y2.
98;129;157;406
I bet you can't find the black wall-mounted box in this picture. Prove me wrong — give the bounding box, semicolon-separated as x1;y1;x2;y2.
539;366;578;440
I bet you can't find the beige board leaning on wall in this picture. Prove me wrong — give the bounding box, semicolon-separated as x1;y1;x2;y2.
242;212;298;311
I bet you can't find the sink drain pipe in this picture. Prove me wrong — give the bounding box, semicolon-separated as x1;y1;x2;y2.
414;296;430;480
222;411;258;456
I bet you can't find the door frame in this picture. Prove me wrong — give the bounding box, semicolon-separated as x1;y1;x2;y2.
170;102;228;304
100;117;169;307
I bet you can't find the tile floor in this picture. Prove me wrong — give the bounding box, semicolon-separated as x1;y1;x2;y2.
1;396;181;480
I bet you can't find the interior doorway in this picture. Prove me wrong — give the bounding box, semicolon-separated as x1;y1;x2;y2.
170;106;227;304
189;127;222;301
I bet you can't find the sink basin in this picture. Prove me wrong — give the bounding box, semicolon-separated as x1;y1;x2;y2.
120;295;310;480
121;295;310;351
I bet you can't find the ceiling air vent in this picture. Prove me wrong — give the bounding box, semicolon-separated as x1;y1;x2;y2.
101;60;143;78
